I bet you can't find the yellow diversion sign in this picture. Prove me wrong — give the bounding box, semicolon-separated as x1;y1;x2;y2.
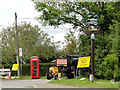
12;64;19;71
77;56;90;68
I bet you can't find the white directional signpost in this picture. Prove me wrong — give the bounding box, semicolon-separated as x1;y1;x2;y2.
19;48;22;57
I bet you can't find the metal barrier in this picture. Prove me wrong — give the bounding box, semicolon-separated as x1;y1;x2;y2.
0;69;10;76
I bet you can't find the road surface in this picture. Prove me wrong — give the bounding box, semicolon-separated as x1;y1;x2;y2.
1;79;78;88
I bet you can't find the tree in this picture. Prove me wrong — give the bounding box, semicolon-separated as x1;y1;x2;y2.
33;1;90;29
18;22;41;61
2;27;17;65
2;22;57;64
33;1;120;80
0;32;2;63
63;30;78;55
108;20;120;56
33;2;119;30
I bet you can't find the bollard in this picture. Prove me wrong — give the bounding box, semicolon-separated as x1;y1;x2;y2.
90;74;94;82
2;66;4;76
58;73;61;80
8;71;11;80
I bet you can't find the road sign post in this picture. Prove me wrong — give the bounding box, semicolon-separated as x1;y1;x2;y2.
85;12;100;81
91;34;95;76
19;48;22;79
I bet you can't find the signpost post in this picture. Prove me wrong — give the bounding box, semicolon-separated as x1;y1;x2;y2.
85;12;100;81
19;48;22;79
91;34;95;76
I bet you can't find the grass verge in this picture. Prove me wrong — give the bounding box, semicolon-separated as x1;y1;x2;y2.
49;78;119;88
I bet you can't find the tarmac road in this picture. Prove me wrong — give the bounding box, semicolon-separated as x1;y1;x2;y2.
1;79;78;88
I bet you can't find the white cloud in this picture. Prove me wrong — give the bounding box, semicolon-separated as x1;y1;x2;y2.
0;0;79;48
0;0;39;26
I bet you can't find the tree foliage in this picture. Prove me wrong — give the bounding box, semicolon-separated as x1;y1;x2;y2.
33;1;120;80
2;22;57;64
63;30;78;55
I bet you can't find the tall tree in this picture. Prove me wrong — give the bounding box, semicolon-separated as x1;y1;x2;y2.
63;30;78;55
2;22;57;64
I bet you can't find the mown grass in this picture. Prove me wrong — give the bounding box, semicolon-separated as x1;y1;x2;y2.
49;78;119;88
18;76;46;80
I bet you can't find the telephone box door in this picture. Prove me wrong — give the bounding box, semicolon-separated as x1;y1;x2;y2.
31;56;39;79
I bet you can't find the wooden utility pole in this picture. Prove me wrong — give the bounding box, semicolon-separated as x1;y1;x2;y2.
15;12;20;77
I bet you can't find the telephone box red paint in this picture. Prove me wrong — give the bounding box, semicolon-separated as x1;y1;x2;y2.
31;56;39;79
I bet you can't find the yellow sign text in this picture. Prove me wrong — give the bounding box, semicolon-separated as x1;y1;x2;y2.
77;56;90;68
12;64;19;71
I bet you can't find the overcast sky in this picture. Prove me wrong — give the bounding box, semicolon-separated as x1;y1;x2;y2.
0;0;76;43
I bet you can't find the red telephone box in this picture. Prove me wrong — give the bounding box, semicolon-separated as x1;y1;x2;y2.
31;56;39;79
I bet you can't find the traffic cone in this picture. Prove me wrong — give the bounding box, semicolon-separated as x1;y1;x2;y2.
2;66;4;76
8;70;11;80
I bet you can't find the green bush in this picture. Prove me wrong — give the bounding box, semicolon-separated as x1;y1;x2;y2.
103;54;119;80
39;63;56;76
77;54;120;81
95;54;120;81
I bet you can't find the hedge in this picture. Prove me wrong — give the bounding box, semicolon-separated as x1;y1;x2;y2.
3;63;56;77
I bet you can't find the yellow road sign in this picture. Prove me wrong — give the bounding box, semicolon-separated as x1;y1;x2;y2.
77;56;90;68
12;64;19;71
